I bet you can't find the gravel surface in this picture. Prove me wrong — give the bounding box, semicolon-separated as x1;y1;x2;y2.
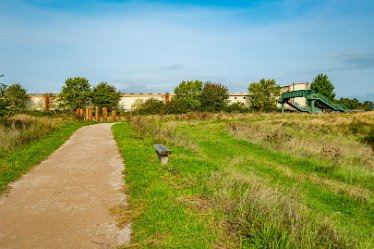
0;123;131;248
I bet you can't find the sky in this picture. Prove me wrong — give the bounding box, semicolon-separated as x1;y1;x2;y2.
0;0;374;100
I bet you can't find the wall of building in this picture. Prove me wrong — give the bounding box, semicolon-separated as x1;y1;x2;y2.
280;83;310;111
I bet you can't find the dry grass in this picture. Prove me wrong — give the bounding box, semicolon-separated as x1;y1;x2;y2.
227;112;374;171
109;205;132;229
0;114;75;153
125;115;200;151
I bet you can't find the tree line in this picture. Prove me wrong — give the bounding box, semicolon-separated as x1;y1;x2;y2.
0;74;372;117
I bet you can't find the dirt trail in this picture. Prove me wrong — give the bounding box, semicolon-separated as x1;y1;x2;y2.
0;123;130;248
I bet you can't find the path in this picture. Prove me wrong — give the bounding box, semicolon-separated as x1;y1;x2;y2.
0;123;130;248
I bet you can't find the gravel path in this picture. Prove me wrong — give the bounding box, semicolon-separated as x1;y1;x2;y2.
0;123;131;248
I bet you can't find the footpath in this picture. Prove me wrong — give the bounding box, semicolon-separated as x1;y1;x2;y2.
0;123;130;248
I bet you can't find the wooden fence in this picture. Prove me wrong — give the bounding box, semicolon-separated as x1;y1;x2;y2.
75;107;119;122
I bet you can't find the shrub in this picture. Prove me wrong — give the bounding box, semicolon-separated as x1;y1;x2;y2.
134;98;165;115
225;102;250;113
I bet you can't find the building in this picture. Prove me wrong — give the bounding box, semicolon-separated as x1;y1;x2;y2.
27;84;308;111
28;92;250;111
280;83;310;111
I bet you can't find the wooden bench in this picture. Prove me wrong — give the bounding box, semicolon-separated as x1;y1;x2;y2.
153;144;171;164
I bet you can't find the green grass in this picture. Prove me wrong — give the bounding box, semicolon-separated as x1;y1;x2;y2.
114;112;374;248
113;123;220;248
0;121;87;191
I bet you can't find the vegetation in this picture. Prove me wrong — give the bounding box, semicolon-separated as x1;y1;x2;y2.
134;98;165;115
200;82;229;112
0;113;87;191
59;77;92;110
337;97;373;110
248;78;281;112
113;112;374;248
91;82;121;110
174;80;203;112
311;73;336;100
3;83;30;111
134;80;249;115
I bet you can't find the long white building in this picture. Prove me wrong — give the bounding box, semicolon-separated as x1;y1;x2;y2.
28;83;308;111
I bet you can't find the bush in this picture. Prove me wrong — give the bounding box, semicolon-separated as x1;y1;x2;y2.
164;98;191;114
134;98;165;115
225;102;250;113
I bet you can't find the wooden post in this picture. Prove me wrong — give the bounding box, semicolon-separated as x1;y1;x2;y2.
80;108;84;120
95;106;100;122
76;108;80;119
112;110;117;122
88;107;93;121
102;107;108;122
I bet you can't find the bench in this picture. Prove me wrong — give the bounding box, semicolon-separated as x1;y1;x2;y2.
153;144;171;164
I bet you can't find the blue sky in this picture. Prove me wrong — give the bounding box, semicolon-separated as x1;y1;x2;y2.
1;0;373;100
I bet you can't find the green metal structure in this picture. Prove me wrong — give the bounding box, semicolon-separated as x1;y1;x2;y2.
278;90;350;113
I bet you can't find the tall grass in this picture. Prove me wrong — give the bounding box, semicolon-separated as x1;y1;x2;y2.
0;113;85;191
207;169;354;248
227;112;374;171
0;114;74;155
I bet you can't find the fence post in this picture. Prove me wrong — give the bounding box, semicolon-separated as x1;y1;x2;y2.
102;107;108;122
76;108;80;119
87;107;92;121
112;110;117;122
95;106;100;122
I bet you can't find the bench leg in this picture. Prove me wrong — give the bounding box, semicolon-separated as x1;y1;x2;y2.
160;156;169;164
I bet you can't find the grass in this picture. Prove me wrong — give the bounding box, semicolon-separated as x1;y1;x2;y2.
113;112;374;248
0;114;88;192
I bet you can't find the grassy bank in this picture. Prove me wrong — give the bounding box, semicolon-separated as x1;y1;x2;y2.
113;112;374;248
0;114;88;191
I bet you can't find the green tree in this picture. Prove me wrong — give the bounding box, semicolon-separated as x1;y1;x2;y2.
310;73;336;100
174;80;203;111
248;79;281;112
59;77;91;110
91;82;121;110
4;83;30;110
199;82;229;112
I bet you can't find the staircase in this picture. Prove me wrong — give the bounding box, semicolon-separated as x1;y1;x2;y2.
279;90;349;113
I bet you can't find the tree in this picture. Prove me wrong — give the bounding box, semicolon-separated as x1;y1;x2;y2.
199;82;229;112
310;73;335;100
363;101;373;110
248;79;281;112
59;77;91;110
174;80;203;111
336;97;362;109
4;83;30;110
91;82;121;110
